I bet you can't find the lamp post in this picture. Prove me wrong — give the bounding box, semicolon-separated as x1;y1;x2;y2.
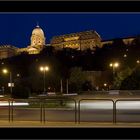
109;62;119;88
104;83;107;91
109;62;119;75
2;69;13;96
40;66;49;94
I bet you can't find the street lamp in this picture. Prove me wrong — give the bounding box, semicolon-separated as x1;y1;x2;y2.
2;68;13;96
109;62;119;75
39;66;49;93
109;62;119;89
104;83;107;87
137;60;140;64
104;83;109;91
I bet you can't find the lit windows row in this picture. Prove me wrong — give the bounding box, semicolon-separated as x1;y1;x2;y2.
65;44;79;47
29;51;39;54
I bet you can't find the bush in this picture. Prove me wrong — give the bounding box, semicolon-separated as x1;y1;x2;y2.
82;81;93;91
120;67;140;90
12;85;30;99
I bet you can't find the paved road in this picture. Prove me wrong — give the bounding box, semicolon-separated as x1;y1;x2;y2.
0;101;140;122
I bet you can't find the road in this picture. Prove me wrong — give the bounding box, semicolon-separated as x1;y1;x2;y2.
0;101;140;122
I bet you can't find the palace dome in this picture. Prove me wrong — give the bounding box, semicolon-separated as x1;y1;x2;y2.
32;25;45;37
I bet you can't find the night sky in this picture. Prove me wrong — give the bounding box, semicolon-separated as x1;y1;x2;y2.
1;13;140;48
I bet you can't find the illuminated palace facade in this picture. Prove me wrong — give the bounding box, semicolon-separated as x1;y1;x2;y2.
51;30;102;51
0;45;18;59
0;25;136;59
0;25;46;59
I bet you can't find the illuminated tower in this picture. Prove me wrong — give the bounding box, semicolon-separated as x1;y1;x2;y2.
27;24;46;54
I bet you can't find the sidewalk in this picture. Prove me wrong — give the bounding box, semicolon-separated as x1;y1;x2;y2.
0;121;140;127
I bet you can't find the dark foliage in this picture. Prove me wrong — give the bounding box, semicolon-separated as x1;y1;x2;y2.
1;37;140;93
12;85;30;99
120;66;140;90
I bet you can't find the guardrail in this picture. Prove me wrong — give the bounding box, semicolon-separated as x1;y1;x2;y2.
10;98;43;122
78;99;115;123
0;98;11;122
1;97;140;124
9;97;77;123
114;99;140;123
42;98;77;123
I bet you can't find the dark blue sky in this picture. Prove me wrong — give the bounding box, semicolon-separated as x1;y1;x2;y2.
1;13;140;48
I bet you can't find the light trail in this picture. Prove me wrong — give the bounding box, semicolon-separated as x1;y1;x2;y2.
68;101;140;110
0;101;29;106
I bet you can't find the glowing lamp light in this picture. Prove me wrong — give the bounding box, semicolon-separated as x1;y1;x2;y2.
40;67;44;71
137;60;140;64
2;69;8;74
45;66;49;71
114;63;119;67
109;63;113;67
110;62;119;68
123;54;127;57
17;74;20;77
40;66;49;71
104;83;107;87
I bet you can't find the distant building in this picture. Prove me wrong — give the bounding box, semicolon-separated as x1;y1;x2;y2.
27;24;46;54
101;36;136;47
18;24;46;54
0;24;46;59
0;45;18;59
50;30;102;51
0;24;138;59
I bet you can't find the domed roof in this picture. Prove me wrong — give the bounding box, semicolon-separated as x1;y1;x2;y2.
32;25;45;37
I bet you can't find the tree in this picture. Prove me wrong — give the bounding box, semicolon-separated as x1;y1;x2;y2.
12;85;30;99
69;67;86;92
120;66;140;90
113;67;133;89
82;80;93;91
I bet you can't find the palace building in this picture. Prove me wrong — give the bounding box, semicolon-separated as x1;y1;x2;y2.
50;30;102;51
101;36;136;47
0;25;46;59
18;24;46;54
0;45;18;59
0;24;138;59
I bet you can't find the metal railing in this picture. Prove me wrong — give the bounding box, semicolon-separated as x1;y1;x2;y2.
10;98;43;122
42;98;77;123
0;98;11;121
114;99;140;123
78;99;115;123
8;97;77;123
1;97;140;124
